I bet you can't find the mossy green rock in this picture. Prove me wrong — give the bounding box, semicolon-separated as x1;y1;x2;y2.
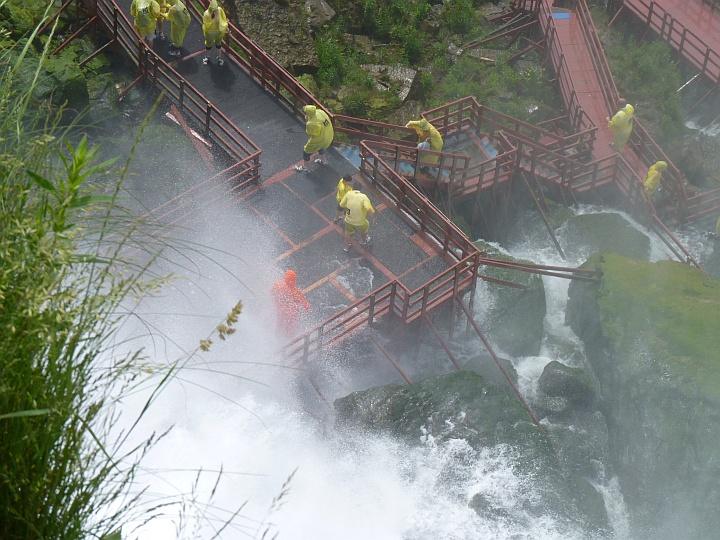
474;240;546;357
335;371;609;532
561;212;650;260
566;253;720;539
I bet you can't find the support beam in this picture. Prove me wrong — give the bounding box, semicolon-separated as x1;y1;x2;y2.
52;15;97;55
519;171;566;260
370;336;412;384
423;315;462;371
456;298;540;426
79;38;115;67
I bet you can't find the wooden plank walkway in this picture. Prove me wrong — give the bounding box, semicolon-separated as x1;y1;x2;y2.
109;0;458;331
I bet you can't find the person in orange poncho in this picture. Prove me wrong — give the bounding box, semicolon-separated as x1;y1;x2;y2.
271;269;310;335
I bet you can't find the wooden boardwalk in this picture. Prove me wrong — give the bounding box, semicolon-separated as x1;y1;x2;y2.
109;0;464;332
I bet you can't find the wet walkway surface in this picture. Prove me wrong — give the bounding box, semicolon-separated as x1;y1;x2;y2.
113;0;453;323
244;159;451;322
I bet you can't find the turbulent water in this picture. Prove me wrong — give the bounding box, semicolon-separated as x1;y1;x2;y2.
106;108;717;538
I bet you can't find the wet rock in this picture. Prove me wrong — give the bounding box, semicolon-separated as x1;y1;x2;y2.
304;0;335;27
560;212;651;261
538;360;594;408
566;253;720;539
233;0;318;72
537;395;571;418
360;64;417;102
335;371;609;532
473;240;546;357
465;352;518;387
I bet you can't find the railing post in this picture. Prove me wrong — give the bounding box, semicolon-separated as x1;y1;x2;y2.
368;294;376;325
646;1;654;27
420;285;429;316
205;102;212;132
302;334;310;363
113;7;117;39
179;80;184;110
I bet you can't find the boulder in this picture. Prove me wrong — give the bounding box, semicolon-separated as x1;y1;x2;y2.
473;240;547;357
560;212;651;261
335;371;609;532
360;64;417;102
566;253;720;539
304;0;335;27
538;360;594;408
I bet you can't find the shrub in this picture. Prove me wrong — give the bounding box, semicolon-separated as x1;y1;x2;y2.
316;34;346;88
607;39;684;144
442;0;477;35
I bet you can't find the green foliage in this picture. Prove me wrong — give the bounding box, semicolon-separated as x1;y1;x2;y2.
607;39;684;144
442;0;477;35
316;33;346;88
415;70;433;100
1;0;53;36
432;55;557;120
1;29;162;540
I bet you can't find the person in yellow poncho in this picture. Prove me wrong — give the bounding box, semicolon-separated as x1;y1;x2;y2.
405;118;444;167
295;104;334;172
130;0;161;41
340;189;375;252
643;160;667;196
608;103;635;151
202;0;228;65
167;0;191;56
334;174;354;223
154;0;171;40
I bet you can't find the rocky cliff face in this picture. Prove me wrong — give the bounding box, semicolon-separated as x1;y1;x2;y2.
566;253;720;539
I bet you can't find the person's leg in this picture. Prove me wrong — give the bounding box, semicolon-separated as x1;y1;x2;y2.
215;43;224;65
343;222;355;252
295;151;312;172
155;20;165;40
313;148;327;165
202;46;211;64
359;221;370;245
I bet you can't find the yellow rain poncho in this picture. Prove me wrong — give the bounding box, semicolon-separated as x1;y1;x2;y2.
643;160;667;196
202;0;228;48
302;105;334;154
167;0;191;48
608;103;635;151
130;0;161;38
156;0;171;21
405;118;444;165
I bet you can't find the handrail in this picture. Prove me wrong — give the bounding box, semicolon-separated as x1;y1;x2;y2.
537;1;596;133
574;0;688;210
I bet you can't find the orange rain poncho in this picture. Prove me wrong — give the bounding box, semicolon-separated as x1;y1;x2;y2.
271;270;310;335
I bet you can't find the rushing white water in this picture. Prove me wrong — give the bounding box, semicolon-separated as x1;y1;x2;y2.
110;191;609;539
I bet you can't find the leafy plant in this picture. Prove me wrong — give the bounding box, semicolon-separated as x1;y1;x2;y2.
442;0;477;35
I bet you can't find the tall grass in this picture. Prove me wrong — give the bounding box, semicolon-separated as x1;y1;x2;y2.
0;16;255;539
0;18;162;539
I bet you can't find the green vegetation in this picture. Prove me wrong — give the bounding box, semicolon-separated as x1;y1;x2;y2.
607;39;684;145
0;16;246;540
308;0;559;122
590;254;720;394
430;54;559;121
0;30;151;537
